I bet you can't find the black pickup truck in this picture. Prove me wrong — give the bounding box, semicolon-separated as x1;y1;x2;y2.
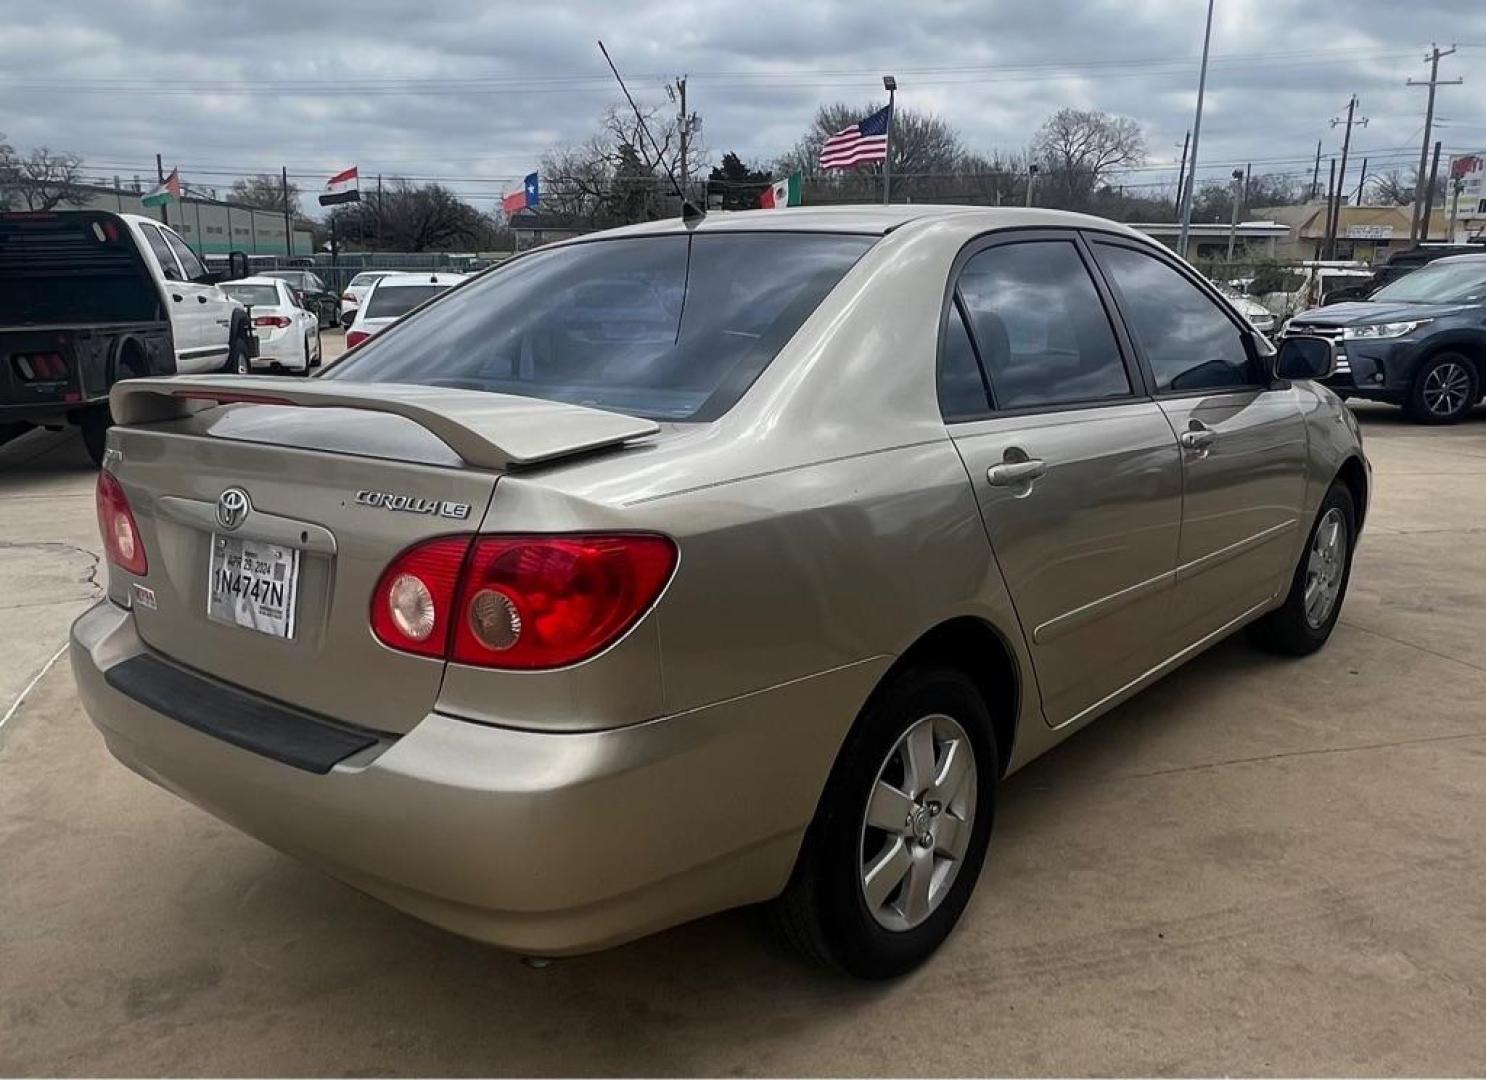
0;210;254;463
1283;253;1486;424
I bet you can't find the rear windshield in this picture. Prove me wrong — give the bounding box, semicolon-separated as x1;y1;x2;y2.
221;283;281;308
326;232;875;420
1369;259;1486;304
364;284;449;319
349;272;390;287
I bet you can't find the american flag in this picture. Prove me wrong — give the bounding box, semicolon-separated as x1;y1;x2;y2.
819;105;892;169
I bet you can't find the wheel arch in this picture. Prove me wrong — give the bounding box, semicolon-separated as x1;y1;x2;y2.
1336;454;1369;533
1416;337;1486;392
876;615;1021;778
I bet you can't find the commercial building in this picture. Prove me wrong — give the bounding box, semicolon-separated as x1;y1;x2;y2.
1;180;314;256
1254;203;1464;263
1129;220;1290;262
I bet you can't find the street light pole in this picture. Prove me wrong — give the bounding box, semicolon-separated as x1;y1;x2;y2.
1026;164;1039;207
1226;169;1244;262
882;75;896;205
1176;0;1215;260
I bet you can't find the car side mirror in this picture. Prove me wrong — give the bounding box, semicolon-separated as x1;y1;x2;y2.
222;251;249;282
1275;335;1336;381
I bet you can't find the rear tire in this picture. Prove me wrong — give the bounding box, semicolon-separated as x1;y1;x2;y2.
1248;481;1357;656
225;312;251;375
84;348;145;466
1405;352;1478;424
772;666;997;979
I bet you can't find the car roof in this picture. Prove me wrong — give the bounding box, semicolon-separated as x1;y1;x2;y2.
373;272;466;286
1426;252;1486;265
222;276;288;289
590;204;1152;241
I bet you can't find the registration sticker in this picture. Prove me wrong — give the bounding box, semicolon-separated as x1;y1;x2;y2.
207;534;301;639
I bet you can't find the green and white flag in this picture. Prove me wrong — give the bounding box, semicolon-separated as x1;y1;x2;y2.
759;171;801;209
141;169;181;207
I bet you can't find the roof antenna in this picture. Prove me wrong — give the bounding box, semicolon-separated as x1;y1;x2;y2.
597;40;705;225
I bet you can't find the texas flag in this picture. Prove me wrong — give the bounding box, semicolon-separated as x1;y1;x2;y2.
319;166;360;206
502;172;540;215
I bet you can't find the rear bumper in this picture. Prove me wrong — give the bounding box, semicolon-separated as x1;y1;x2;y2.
244;332;306;370
70;600;881;954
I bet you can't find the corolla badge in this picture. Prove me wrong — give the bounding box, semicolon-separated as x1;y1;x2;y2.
216;487;251;531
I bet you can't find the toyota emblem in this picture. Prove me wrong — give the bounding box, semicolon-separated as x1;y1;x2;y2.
216;487;251;531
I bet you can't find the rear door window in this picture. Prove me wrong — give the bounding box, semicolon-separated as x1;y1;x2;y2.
142;225;183;282
162;229;207;281
327;232;876;421
954;241;1131;410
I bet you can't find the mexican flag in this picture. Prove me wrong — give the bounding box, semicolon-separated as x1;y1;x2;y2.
759;172;801;209
141;169;181;207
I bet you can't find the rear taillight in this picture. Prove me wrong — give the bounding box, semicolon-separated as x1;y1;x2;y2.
253;314;292;329
96;470;147;576
345;329;369;349
370;537;472;658
340;292;355;303
370;534;676;670
12;352;68;382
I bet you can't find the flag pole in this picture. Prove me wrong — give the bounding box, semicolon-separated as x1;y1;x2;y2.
882;75;897;205
155;154;169;226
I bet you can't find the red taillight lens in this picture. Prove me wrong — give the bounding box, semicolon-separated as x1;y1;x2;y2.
370;534;677;669
369;537;472;657
451;534;677;669
345;329;369;348
341;292;355;303
253;314;291;328
96;470;147;576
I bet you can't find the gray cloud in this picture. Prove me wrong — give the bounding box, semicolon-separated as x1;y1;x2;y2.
3;0;1484;214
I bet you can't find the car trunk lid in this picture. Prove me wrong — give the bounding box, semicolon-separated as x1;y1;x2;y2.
104;377;659;736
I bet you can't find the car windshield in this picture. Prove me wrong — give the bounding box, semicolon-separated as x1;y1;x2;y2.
1370;260;1486;304
363;284;449;319
221;284;280;308
326;232;875;421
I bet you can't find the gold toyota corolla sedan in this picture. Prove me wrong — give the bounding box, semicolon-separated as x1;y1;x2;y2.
72;206;1368;978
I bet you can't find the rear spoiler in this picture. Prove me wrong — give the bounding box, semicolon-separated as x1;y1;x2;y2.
109;375;660;471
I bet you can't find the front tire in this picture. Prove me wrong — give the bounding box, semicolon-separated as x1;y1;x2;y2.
1248;481;1357;656
773;666;997;979
1405;352;1478;424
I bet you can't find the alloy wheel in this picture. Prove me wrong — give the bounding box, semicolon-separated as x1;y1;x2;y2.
1303;507;1347;629
1423;361;1472;417
859;713;977;932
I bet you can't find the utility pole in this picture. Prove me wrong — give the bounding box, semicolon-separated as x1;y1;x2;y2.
1177;0;1216;258
1226;169;1245;262
882;75;897;205
1421;140;1443;242
1174;130;1191;213
668;75;698;202
1310;139;1322;201
1354;157;1368;205
155;153;169;226
1025;163;1039;207
1329;95;1368;257
1449;175;1464;243
281;166;293;256
376;174;383;251
1331;157;1343;261
1407;44;1461;241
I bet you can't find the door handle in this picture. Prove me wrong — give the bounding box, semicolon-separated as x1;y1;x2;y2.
1179;426;1216;451
197;295;208;303
986;459;1048;487
171;293;183;302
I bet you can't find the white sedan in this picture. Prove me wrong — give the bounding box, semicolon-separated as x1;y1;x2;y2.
220;277;322;375
344;272;467;349
338;270;398;328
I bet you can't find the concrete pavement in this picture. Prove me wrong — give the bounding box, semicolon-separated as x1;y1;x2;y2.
1;401;1485;1075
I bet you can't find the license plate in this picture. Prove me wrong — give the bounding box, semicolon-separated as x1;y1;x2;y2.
208;534;300;639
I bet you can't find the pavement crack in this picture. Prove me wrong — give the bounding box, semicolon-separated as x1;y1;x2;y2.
1115;728;1486;782
0;540;102;598
1339;619;1486;674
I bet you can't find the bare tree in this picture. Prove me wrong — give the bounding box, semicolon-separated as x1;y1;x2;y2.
229;173;301;212
326;180;483;251
1030;108;1145;209
1371;168;1441;206
0;141;87;211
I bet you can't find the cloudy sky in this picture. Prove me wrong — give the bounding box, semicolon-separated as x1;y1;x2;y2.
3;0;1484;216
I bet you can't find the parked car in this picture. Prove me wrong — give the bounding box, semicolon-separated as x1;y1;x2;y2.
73;206;1368;978
1220;289;1277;336
259;269;340;329
337;270;397;328
1320;243;1486;305
219;277;322;375
342;272;466;349
0;210;253;464
1283;252;1486;423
